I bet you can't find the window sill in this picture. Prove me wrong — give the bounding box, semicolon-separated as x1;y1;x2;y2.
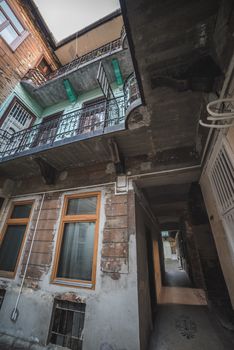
9;30;29;52
51;278;94;289
0;271;15;279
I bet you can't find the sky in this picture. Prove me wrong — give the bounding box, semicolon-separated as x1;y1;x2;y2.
34;0;120;42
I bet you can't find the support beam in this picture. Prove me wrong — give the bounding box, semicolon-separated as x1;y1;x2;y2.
108;138;125;175
34;157;57;185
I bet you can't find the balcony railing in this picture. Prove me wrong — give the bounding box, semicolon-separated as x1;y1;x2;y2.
123;73;141;112
0;73;141;162
0;97;125;161
23;36;124;87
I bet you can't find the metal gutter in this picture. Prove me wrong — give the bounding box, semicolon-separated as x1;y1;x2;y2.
119;0;146;106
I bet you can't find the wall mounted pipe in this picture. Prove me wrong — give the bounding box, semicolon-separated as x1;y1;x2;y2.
10;193;45;322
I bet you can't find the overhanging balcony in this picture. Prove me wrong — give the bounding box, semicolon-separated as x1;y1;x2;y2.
21;27;133;108
0;97;125;163
0;74;142;172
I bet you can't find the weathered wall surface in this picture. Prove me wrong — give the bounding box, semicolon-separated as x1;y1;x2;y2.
0;0;57;106
135;196;161;350
181;213;205;289
200;174;234;309
0;184;140;350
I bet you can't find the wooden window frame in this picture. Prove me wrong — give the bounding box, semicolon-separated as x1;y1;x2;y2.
0;200;34;279
31;111;63;147
51;192;101;289
0;96;36;128
0;0;29;51
35;55;53;76
79;96;107;133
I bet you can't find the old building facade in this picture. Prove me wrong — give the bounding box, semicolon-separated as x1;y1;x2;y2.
0;1;234;350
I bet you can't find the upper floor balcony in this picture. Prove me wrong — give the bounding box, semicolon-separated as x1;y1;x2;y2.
21;26;132;108
0;73;142;170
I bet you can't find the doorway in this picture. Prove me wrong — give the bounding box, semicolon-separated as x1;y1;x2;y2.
161;230;192;288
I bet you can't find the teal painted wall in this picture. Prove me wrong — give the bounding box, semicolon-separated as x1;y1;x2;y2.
42;83;123;118
0;82;124;125
0;83;43;121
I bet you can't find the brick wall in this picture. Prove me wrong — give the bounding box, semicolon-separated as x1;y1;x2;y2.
101;192;130;278
21;192;61;288
0;0;57;105
19;188;135;288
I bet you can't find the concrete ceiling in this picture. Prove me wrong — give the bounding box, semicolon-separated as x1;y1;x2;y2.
143;183;191;225
120;0;224;162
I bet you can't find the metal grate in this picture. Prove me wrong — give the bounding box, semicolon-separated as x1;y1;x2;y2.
49;299;86;350
208;137;234;249
0;290;5;309
1;102;33;134
209;139;234;213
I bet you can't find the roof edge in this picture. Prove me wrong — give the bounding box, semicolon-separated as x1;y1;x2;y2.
56;9;122;49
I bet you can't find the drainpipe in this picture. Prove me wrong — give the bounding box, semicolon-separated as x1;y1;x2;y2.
10;193;45;322
200;52;234;167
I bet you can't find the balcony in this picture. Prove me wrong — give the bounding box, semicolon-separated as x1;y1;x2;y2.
0;97;124;162
0;74;141;167
21;27;132;107
24;37;124;87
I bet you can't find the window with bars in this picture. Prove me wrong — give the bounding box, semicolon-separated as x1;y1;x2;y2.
0;98;35;134
0;289;5;309
0;0;28;51
208;137;234;249
48;299;86;350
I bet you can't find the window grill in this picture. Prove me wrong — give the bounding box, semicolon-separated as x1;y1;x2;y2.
49;299;86;350
0;289;5;309
209;138;234;213
208;136;234;249
2;101;34;134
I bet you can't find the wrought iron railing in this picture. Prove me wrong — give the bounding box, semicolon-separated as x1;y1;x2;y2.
23;37;123;87
0;96;125;160
123;73;141;110
0;74;141;162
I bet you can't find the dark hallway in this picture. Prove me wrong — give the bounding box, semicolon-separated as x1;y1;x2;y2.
164;259;192;288
137;178;234;350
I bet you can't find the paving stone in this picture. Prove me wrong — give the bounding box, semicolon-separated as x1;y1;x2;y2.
30;344;46;350
0;334;14;349
13;338;31;350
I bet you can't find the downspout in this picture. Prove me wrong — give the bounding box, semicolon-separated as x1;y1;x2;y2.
10;193;45;322
200;52;234;167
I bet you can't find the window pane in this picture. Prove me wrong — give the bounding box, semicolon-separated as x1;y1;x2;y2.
0;225;26;272
66;197;97;215
1;1;24;33
0;197;4;211
50;300;85;350
57;222;95;281
0;11;7;24
0;24;18;44
0;289;5;309
11;204;32;218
